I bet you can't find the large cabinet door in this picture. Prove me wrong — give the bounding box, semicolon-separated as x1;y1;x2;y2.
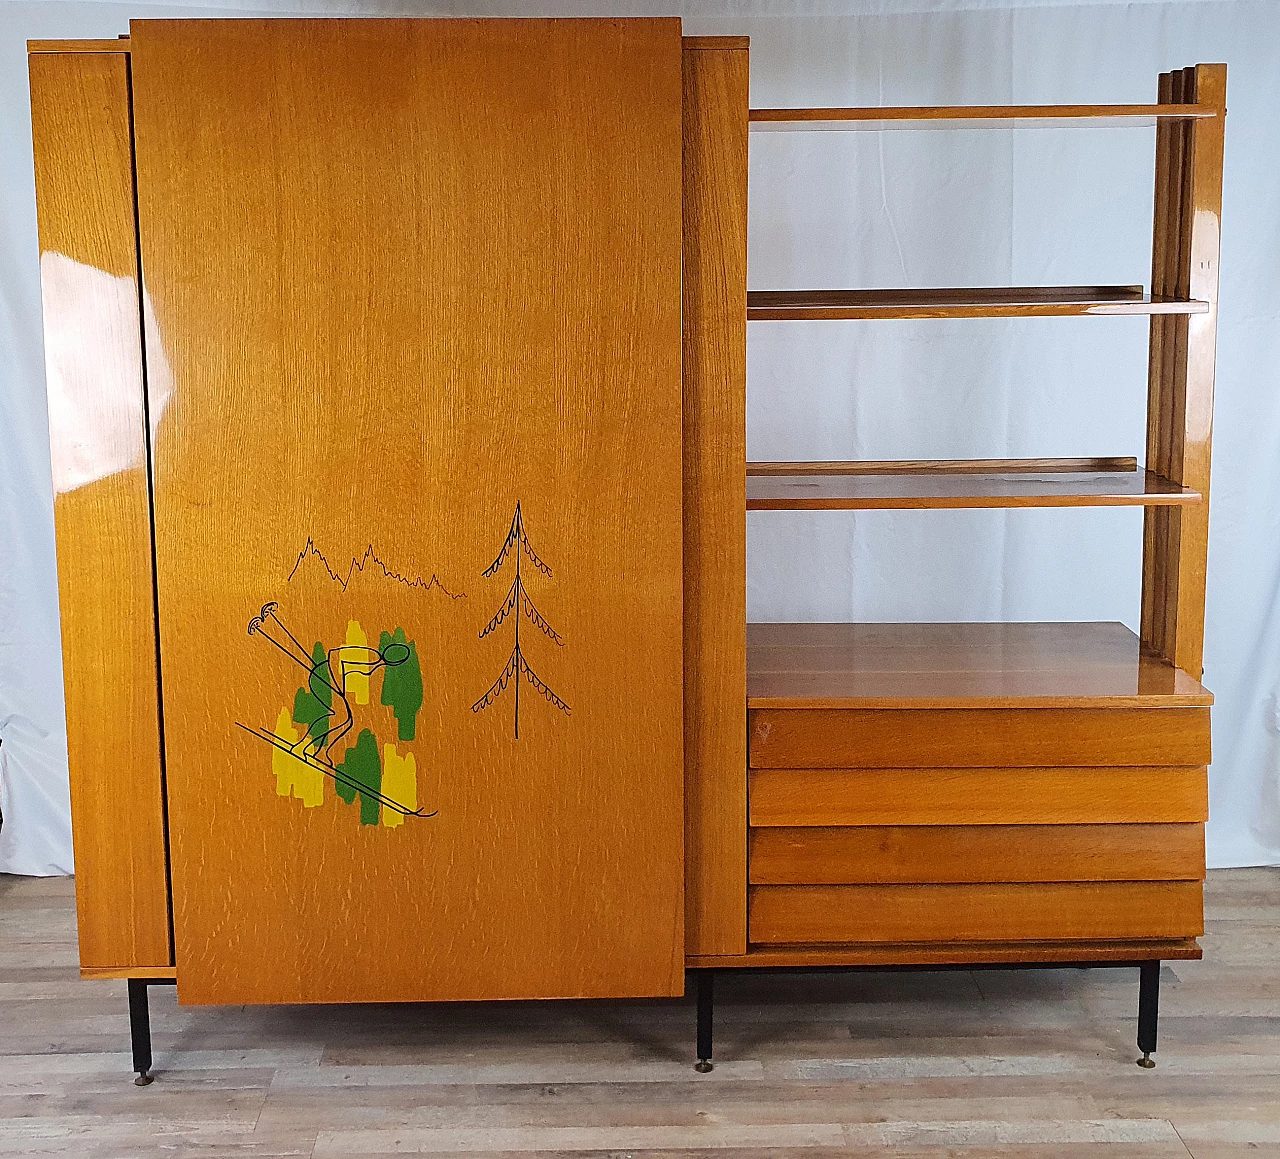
29;47;172;975
130;18;685;1003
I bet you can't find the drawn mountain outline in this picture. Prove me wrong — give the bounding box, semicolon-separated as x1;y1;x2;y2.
287;538;465;599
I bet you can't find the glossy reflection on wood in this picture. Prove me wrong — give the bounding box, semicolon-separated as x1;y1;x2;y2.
28;50;171;973
131;18;686;1004
746;286;1208;320
747;622;1213;709
1141;64;1226;681
750;708;1210;768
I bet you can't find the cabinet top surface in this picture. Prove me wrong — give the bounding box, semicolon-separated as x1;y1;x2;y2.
747;621;1213;709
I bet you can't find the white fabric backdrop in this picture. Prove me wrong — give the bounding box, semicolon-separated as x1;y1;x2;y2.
1;0;1277;874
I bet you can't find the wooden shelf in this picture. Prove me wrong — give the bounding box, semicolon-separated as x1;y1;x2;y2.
746;459;1197;510
747;287;1209;320
748;456;1137;476
747;621;1212;709
750;104;1216;132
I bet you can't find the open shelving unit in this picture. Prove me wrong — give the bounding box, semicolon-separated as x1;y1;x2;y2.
744;64;1225;680
696;63;1228;1068
746;457;1197;510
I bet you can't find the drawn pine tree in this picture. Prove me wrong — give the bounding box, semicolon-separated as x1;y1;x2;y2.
472;502;570;738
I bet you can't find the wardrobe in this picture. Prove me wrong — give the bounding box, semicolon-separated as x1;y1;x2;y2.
27;19;1222;1082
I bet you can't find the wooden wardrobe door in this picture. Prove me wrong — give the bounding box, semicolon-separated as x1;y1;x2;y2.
29;47;172;974
130;18;685;1003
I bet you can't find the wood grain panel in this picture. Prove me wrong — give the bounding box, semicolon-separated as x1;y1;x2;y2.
747;622;1212;709
131;18;685;1003
749;707;1211;768
749;824;1206;884
687;936;1204;967
29;51;171;971
749;882;1205;945
749;767;1208;827
681;36;749;958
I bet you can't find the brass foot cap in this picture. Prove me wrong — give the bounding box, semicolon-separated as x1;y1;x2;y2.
1136;1054;1156;1069
134;1072;154;1086
694;1060;713;1073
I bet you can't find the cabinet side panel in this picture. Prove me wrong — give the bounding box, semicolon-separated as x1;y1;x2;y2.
682;38;749;957
28;51;171;970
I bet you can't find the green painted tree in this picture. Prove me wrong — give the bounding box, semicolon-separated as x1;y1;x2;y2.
379;627;422;741
335;727;382;825
292;640;332;751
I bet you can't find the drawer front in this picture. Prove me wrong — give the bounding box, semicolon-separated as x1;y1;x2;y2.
749;881;1205;945
748;707;1212;769
749;766;1208;827
749;824;1206;885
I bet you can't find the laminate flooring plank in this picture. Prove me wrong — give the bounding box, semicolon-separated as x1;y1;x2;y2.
0;870;1277;1157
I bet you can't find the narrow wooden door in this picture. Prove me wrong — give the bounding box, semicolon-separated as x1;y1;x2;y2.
130;18;685;1003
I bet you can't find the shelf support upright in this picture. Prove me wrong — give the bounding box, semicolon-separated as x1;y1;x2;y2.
1141;64;1226;680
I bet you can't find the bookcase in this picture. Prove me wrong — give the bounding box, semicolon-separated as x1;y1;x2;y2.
686;64;1225;1071
27;21;1223;1081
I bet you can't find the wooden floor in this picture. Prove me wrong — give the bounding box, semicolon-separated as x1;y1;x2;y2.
1;870;1277;1157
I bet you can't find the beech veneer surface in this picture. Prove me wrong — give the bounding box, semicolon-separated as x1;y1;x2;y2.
2;870;1276;1157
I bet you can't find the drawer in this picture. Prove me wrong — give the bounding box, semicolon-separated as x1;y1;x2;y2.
749;824;1206;885
748;707;1211;769
749;766;1209;826
749;881;1205;945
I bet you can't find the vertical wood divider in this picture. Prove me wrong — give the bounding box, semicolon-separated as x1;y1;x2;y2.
681;36;750;956
1142;64;1225;680
1141;72;1173;654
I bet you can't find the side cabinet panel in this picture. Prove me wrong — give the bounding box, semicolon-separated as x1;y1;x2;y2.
681;37;749;957
29;49;172;971
131;18;686;1004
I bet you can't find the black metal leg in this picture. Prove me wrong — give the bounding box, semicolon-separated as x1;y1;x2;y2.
695;970;714;1072
1137;960;1160;1068
128;979;154;1085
